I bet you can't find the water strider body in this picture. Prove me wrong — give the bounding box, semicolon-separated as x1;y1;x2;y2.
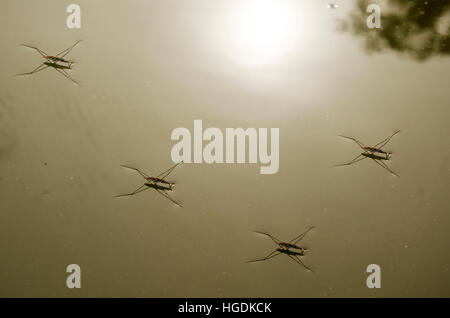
278;242;306;252
47;55;73;64
17;40;81;84
43;61;72;70
276;248;305;257
146;176;173;189
362;152;390;161
363;146;391;158
248;227;315;272
114;162;183;207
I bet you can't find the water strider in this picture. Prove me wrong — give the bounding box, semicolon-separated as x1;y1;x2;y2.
114;161;183;207
335;130;401;177
16;40;82;84
248;227;315;272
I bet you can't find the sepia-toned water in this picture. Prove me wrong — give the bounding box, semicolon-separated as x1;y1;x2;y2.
0;0;449;297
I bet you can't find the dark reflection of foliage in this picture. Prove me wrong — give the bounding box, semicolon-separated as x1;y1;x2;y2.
341;0;450;61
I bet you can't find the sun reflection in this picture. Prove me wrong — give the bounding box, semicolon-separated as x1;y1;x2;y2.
228;0;298;65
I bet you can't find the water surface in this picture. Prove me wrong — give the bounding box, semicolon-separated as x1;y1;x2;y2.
0;0;449;297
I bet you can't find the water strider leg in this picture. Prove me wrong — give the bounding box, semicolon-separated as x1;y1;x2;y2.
155;188;182;207
114;184;149;198
288;255;313;273
16;63;49;76
20;44;49;58
120;165;150;179
372;159;399;177
290;226;315;245
373;130;401;149
334;154;367;167
253;231;282;244
54;68;79;85
338;135;367;150
56;40;82;58
157;161;183;180
247;249;282;263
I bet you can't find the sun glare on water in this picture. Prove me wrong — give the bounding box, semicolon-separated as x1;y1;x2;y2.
228;0;298;65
